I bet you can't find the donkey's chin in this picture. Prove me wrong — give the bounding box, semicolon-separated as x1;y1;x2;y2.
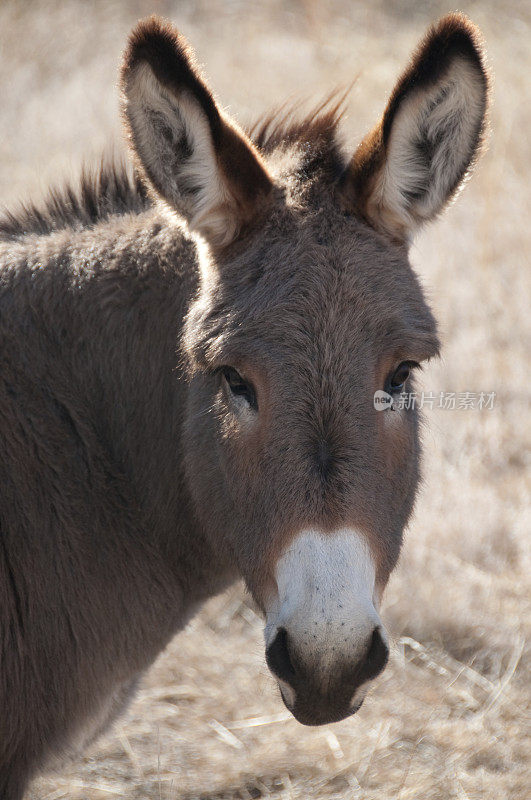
277;683;367;727
284;695;365;727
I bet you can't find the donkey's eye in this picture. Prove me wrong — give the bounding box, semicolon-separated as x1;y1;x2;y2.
221;367;257;411
386;361;419;394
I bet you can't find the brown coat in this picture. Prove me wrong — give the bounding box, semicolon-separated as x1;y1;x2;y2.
0;13;488;798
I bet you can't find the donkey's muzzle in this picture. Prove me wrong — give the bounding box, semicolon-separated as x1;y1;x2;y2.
266;625;389;726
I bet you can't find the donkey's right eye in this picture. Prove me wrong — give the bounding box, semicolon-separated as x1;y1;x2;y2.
221;367;258;411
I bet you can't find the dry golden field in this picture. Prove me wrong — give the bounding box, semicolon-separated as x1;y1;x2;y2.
1;1;529;798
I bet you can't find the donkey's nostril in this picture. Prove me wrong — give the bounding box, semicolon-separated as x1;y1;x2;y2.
266;627;297;685
362;626;389;683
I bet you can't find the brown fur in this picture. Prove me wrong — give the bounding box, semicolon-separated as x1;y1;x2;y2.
0;14;488;798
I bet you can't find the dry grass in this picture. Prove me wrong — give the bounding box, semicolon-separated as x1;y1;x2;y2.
1;1;529;798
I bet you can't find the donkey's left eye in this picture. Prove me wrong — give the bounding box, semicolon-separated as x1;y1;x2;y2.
221;367;257;411
386;361;419;393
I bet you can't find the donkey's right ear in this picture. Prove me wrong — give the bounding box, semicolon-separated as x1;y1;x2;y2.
120;16;273;248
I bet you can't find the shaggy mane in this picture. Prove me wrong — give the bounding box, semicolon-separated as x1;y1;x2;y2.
0;96;347;241
0;161;151;241
248;90;347;154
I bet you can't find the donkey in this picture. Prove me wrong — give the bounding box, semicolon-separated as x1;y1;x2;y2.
0;13;488;798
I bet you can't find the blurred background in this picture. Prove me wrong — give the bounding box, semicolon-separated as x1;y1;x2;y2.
1;1;529;798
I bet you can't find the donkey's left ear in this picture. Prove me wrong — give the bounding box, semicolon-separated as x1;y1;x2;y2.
341;13;489;243
121;16;273;248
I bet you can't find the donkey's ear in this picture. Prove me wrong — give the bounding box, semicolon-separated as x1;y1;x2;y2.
341;14;489;243
121;16;273;248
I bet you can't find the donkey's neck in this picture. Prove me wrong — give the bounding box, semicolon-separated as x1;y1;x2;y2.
80;212;237;599
1;208;237;606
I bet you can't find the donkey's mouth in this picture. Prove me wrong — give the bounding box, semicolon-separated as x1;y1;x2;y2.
282;691;365;727
276;677;367;726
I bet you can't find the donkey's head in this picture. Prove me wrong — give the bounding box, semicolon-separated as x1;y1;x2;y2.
121;14;488;725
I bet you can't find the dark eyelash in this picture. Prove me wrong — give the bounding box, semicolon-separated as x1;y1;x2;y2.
220;367;258;411
385;360;419;394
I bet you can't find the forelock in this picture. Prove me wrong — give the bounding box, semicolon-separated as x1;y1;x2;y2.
248;93;348;191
